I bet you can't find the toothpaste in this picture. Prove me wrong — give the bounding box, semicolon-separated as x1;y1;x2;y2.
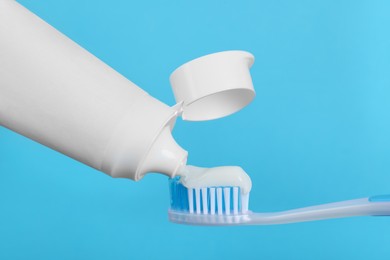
178;165;252;195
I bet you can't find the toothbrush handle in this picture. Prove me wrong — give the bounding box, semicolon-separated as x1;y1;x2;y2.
247;196;390;225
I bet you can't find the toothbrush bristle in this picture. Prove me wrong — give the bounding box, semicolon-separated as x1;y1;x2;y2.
169;177;249;215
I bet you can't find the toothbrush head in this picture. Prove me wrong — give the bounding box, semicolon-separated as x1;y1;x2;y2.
168;177;251;226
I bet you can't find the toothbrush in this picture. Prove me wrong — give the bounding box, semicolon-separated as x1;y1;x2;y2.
168;177;390;226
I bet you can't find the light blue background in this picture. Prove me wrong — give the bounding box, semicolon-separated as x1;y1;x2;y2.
1;0;390;259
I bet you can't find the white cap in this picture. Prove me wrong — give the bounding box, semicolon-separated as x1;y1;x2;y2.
170;50;255;121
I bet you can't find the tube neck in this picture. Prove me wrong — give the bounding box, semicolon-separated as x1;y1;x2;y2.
136;125;188;179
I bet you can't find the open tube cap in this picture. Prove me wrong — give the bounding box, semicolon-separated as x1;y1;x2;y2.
170;50;256;121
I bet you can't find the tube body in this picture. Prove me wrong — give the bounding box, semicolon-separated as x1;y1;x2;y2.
0;0;187;180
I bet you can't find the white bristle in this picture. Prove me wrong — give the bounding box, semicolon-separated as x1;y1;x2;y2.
217;188;223;215
210;188;216;215
188;188;194;213
201;188;208;214
195;188;201;214
224;187;231;215
233;187;239;215
241;193;250;213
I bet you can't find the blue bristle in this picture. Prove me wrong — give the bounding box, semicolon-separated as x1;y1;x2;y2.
169;177;189;211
